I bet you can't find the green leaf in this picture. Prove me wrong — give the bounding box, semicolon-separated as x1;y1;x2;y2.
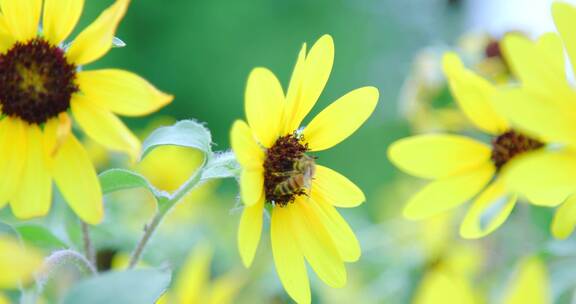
201;151;241;181
62;269;171;304
99;168;165;197
141;120;212;160
15;225;68;251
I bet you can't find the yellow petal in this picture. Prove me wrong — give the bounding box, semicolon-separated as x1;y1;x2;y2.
66;0;129;65
551;195;576;240
290;200;346;288
282;43;307;134
245;67;284;147
388;134;492;179
237;196;264;267
175;245;211;304
0;118;26;205
505;150;576;206
71;94;140;161
10;124;52;219
0;14;15;53
502;257;550;304
460;178;517;239
303;87;378;151
0;0;41;41
311;165;365;208
413;270;477;304
230;120;264;170
43;0;84;45
43;113;72;159
240;169;263;206
284;35;334;133
502;33;573;102
53;135;103;225
271;206;310;304
0;236;43;288
77;69;173;116
494;89;576;148
309;193;360;262
404;162;495;220
553;2;576;79
442;53;509;135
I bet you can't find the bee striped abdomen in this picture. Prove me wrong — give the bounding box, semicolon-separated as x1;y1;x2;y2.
274;174;305;196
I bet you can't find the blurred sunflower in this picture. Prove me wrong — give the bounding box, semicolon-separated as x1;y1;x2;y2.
156;245;243;304
501;257;550;304
493;2;576;239
230;34;378;303
414;256;550;304
0;0;172;224
388;53;549;239
0;236;43;301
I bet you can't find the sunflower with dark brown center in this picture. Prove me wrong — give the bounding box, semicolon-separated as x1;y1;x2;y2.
231;35;379;303
0;0;172;225
389;52;549;240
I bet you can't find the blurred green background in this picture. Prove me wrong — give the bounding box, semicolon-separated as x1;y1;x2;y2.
83;0;461;206
3;0;574;303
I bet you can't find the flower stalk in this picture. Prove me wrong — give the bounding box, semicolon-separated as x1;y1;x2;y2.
127;165;204;268
81;221;96;267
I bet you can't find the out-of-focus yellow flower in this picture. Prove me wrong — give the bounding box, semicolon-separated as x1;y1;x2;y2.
413;267;479;304
399;32;514;134
0;0;172;225
502;257;550;304
157;245;242;304
230;34;378;303
494;2;576;239
398;48;470;133
412;213;484;304
388;53;549;239
0;236;43;288
137;145;217;227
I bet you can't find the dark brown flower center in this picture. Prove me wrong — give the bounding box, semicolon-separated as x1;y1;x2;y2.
0;38;78;124
263;133;315;207
491;130;543;169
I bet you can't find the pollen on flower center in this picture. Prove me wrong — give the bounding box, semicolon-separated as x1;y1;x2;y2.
263;133;315;207
491;130;543;169
0;38;78;124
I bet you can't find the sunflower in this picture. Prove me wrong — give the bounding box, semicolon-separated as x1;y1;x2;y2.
492;2;576;239
388;52;549;239
156;245;243;304
230;35;378;303
0;0;172;224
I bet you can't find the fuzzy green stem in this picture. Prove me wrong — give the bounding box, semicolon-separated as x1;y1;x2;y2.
36;250;96;292
81;221;96;268
127;169;203;268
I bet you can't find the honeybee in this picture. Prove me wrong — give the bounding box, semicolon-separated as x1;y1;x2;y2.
273;154;316;197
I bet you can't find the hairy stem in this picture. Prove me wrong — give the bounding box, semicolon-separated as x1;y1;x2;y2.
36;250;96;292
81;221;96;268
127;168;203;268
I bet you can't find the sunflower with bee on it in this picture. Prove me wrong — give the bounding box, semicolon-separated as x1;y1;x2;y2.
230;34;378;303
388;52;552;239
0;0;172;224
